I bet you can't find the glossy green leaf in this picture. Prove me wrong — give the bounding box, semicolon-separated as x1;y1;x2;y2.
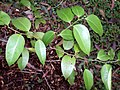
83;69;93;90
17;48;29;70
67;70;76;85
30;40;36;47
73;24;91;55
61;55;76;79
71;6;84;17
12;17;31;32
42;31;55;46
108;48;115;60
0;11;11;25
101;64;112;90
35;40;46;65
56;46;64;58
5;34;25;66
63;40;74;50
97;49;110;61
86;14;103;36
59;29;74;40
33;32;44;40
20;0;31;8
57;8;74;23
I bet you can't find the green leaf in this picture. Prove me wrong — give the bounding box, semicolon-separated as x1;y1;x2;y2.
73;24;91;55
67;70;76;85
27;48;35;52
17;48;29;70
108;48;115;60
34;11;42;18
71;6;84;17
33;32;44;40
57;8;74;23
86;14;103;36
56;46;64;58
0;11;11;25
61;55;76;79
30;40;36;47
26;31;34;38
35;40;46;65
63;40;74;50
97;49;110;61
42;31;55;46
35;18;46;29
83;69;94;90
0;48;2;54
20;0;31;8
73;43;80;54
117;51;120;60
12;17;31;32
5;34;25;66
101;64;112;90
35;18;40;29
59;29;74;40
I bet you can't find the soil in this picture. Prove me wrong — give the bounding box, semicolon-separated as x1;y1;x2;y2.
0;1;120;90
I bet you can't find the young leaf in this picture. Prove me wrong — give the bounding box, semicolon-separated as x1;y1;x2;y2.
35;40;46;65
0;11;11;25
42;31;55;46
57;8;74;23
35;18;46;29
117;51;120;60
0;48;2;54
17;48;29;70
71;6;84;17
73;44;80;54
73;24;91;55
27;48;35;52
86;14;103;36
67;70;76;85
12;17;31;32
61;55;76;79
34;11;42;18
83;69;94;90
56;46;64;58
63;40;74;50
26;31;34;38
20;0;31;8
108;48;115;60
33;32;44;40
97;49;110;61
59;29;74;40
5;34;25;66
101;64;112;90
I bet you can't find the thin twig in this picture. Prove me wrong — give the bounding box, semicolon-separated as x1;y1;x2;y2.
0;38;7;42
91;59;119;63
66;17;84;29
50;47;75;57
26;63;52;90
8;26;26;35
20;70;41;75
46;59;61;62
53;0;64;8
43;72;52;90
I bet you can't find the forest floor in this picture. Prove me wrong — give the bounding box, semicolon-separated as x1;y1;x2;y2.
0;0;120;90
